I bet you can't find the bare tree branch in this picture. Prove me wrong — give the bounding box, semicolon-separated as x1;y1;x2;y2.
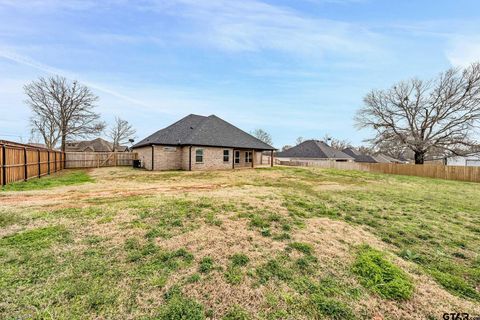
24;75;105;151
108;117;136;149
355;62;480;164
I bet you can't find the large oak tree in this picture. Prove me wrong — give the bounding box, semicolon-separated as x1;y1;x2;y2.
355;62;480;164
25;76;105;151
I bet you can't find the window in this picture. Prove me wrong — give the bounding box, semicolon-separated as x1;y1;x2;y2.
245;151;252;163
223;150;230;162
235;151;240;164
195;149;204;163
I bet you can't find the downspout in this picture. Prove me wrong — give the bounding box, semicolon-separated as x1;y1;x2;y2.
189;146;192;171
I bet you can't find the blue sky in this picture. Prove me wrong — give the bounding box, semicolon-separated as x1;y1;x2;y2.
1;0;479;148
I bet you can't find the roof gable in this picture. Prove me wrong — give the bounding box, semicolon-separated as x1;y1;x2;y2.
133;114;275;150
276;140;353;159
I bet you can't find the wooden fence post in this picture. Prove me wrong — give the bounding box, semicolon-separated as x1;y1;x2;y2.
1;144;5;186
38;149;41;178
47;151;50;175
24;147;28;181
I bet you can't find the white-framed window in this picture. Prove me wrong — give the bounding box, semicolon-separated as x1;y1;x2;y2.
245;151;252;163
223;149;230;162
195;149;204;163
235;150;240;164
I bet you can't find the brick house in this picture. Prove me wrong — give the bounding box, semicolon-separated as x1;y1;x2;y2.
131;114;276;171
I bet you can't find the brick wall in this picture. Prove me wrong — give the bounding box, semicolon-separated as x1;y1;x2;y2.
190;147;233;171
135;146;153;170
153;145;182;170
135;145;270;171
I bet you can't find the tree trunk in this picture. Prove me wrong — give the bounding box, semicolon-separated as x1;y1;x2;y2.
414;151;425;164
61;133;67;152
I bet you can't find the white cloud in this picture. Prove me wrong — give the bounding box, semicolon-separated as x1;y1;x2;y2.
446;36;480;67
131;0;380;58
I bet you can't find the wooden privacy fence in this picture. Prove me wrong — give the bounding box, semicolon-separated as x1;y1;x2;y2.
65;152;137;168
278;160;480;183
0;141;64;186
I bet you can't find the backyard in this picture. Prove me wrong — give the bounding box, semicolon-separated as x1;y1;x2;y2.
0;166;479;319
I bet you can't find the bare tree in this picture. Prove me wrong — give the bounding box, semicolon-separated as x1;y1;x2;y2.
281;145;292;151
355;62;480;164
295;136;304;145
30;113;60;149
108;117;136;149
24;76;105;151
323;134;352;150
251;128;273;145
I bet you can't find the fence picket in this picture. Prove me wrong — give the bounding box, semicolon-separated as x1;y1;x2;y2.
278;160;480;183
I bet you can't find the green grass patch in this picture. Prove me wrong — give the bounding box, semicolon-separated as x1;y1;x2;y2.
199;256;215;274
222;305;251;320
352;246;414;300
0;225;70;250
157;291;205;320
2;170;93;191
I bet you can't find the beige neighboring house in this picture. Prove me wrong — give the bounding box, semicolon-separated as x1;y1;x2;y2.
131;114;275;171
65;138;129;152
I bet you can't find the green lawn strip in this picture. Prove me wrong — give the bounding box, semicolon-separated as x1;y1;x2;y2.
1;169;93;191
352;245;414;300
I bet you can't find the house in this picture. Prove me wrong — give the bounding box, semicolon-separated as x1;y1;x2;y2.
66;138;129;152
342;147;378;163
275;140;354;162
442;153;480;167
342;147;406;164
131;114;275;171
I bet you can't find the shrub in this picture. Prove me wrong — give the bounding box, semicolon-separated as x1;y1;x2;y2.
352;246;414;300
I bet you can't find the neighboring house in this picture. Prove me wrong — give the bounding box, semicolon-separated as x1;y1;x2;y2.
342;147;378;163
66;138;129;152
275;140;354;162
131;114;276;171
373;153;406;164
342;148;407;164
442;153;480;167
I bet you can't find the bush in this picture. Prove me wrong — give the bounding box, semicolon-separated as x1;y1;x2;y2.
352;246;414;300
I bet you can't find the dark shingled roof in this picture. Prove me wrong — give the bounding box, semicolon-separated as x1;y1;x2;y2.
342;147;379;163
133;114;275;150
276;140;353;159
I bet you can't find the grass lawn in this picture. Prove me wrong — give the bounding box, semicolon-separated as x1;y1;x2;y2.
1;169;93;191
0;166;479;319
